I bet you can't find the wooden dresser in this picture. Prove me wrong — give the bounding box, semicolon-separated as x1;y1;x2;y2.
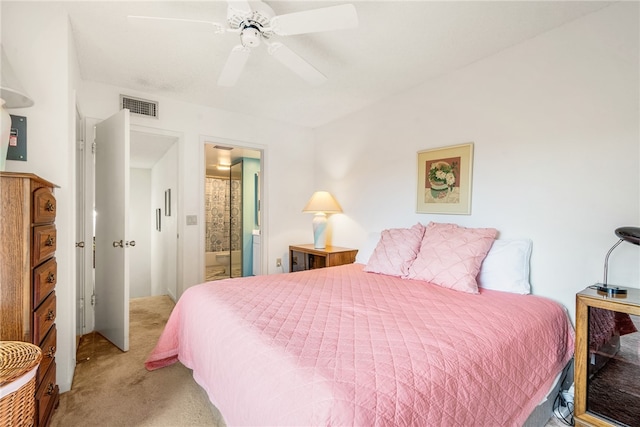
0;172;60;426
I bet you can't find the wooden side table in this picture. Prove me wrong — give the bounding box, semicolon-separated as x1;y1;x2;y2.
289;244;358;272
574;286;640;427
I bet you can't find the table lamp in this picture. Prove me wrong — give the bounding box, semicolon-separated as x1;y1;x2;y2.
302;191;342;249
596;226;640;296
1;44;34;171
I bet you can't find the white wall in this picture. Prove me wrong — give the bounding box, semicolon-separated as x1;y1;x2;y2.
312;3;639;322
77;81;316;288
2;2;81;392
129;168;152;298
150;143;178;299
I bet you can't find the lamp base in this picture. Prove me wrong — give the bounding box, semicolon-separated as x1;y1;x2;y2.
312;212;327;249
595;283;628;296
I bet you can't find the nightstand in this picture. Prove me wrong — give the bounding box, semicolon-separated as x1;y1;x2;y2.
289;244;358;272
574;286;640;427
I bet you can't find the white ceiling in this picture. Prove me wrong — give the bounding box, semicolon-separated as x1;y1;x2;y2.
64;1;611;130
129;130;177;168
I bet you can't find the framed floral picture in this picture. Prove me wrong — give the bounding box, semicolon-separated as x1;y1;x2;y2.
416;142;474;214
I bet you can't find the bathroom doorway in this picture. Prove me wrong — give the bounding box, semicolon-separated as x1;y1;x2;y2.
204;143;261;281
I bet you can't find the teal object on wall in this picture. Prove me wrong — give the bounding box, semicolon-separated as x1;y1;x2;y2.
242;158;261;276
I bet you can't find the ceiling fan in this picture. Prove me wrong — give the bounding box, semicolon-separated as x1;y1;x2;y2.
128;1;358;87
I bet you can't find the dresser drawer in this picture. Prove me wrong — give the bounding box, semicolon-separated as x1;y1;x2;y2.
38;325;57;387
33;257;57;308
33;224;56;266
36;360;57;427
33;292;56;345
33;187;56;224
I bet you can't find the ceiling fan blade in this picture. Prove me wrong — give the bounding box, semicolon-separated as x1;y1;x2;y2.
127;15;225;34
226;1;252;18
218;45;251;87
268;43;327;86
270;4;358;36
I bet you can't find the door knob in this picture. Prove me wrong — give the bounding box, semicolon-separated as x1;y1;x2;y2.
113;240;123;248
76;241;85;248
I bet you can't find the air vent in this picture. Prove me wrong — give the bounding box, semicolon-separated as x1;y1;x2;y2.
120;95;158;118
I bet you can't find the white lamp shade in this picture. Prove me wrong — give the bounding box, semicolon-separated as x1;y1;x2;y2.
1;44;34;171
302;191;343;213
1;45;34;109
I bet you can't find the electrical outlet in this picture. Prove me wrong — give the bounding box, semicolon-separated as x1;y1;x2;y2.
276;258;282;267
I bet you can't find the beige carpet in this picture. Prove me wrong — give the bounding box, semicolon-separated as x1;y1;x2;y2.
50;295;224;426
51;294;566;427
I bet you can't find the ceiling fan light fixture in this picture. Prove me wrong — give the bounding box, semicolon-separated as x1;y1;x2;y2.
240;25;262;47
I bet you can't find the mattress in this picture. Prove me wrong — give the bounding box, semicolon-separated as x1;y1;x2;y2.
146;263;574;426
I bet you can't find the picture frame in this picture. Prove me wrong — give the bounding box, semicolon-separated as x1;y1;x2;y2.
164;189;171;216
416;142;474;214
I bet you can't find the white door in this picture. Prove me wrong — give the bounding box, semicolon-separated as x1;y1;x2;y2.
74;109;86;340
94;109;130;351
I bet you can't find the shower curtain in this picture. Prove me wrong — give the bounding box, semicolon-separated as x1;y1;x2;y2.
205;176;241;253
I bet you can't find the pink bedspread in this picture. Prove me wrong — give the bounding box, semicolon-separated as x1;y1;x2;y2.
146;264;574;426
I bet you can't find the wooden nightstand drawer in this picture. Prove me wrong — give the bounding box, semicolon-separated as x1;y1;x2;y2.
33;292;56;345
36;360;57;426
38;325;57;386
32;187;56;224
33;224;56;266
289;244;358;272
33;257;57;308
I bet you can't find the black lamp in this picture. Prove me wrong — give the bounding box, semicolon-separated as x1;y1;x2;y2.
596;226;640;296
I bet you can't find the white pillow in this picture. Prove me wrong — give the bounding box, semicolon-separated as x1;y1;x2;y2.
477;239;532;294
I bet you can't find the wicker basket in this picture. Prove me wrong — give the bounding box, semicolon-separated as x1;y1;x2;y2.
0;341;42;427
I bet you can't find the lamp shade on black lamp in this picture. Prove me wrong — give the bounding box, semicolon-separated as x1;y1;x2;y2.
596;226;640;296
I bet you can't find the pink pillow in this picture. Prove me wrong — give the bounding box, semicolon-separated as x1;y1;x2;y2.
364;223;425;277
407;222;497;293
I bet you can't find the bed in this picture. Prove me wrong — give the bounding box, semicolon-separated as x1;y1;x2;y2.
146;222;575;426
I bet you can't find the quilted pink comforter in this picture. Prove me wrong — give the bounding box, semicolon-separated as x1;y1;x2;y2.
146;264;574;426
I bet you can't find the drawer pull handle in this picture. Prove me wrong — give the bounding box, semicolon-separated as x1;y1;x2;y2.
46;309;55;321
45;235;55;246
113;240;123;248
45;200;55;212
46;346;56;358
46;383;55;395
47;272;56;283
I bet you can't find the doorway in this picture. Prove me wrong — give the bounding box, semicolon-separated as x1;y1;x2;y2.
130;129;179;300
204;143;261;281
